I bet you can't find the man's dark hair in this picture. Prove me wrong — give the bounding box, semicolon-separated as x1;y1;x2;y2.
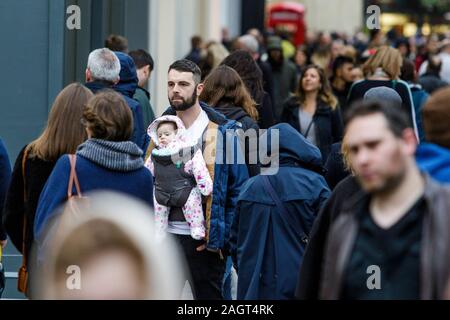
426;55;442;75
105;34;128;53
129;49;154;71
169;59;202;85
191;36;202;49
400;59;416;83
332;55;354;77
344;100;412;138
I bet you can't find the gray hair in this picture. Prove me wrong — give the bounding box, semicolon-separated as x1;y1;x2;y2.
239;34;259;54
87;48;121;82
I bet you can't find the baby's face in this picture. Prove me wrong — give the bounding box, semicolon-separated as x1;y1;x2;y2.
157;123;177;147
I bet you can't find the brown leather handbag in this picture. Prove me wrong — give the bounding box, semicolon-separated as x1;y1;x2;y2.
17;147;30;294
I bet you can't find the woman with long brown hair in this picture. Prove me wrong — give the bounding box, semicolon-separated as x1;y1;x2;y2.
200;65;260;177
220;50;275;129
2;83;93;295
281;64;343;163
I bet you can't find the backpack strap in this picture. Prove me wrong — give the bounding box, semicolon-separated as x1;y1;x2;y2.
391;80;398;90
261;175;308;244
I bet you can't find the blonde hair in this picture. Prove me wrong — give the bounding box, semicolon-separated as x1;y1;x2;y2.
363;46;403;79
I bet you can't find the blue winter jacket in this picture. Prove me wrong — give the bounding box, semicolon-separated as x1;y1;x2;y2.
157;102;249;251
416;143;450;184
230;123;331;300
0;139;11;241
85;52;148;152
34;154;154;240
113;52;149;152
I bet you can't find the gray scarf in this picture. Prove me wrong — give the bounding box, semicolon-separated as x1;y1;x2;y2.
76;139;144;172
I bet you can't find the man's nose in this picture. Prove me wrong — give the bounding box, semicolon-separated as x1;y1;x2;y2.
356;148;371;166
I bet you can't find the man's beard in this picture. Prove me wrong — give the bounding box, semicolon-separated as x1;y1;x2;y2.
169;87;198;111
358;168;406;196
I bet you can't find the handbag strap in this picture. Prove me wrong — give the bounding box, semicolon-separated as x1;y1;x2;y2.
20;147;30;267
68;155;82;198
303;118;315;139
261;175;308;244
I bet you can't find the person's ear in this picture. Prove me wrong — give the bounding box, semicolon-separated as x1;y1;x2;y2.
113;76;120;86
196;83;204;96
402;128;418;156
85;69;91;82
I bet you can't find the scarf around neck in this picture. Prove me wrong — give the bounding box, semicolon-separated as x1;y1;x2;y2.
76;139;144;172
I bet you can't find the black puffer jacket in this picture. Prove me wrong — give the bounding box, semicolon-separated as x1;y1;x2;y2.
214;103;260;177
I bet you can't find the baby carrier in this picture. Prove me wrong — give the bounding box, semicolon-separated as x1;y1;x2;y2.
152;145;198;207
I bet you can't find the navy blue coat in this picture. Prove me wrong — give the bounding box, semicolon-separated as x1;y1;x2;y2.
0;139;11;241
34;154;154;241
230;123;330;300
85;53;148;152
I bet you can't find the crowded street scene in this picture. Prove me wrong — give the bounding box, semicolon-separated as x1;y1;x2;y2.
1;0;450;309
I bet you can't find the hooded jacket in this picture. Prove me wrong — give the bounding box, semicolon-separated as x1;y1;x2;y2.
416;143;450;184
146;103;249;251
85;52;148;152
230;123;330;299
113;52;148;152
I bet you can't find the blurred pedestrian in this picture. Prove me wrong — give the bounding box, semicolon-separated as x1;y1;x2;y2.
419;39;450;83
418;55;448;94
129;49;156;127
105;34;128;53
347;46;418;138
265;36;297;121
416;87;450;183
400;59;428;142
0;139;12;249
2;83;92;295
221;50;275;129
237;34;274;103
35;192;186;300
198;42;229;80
318;100;450;299
185;35;203;65
330;55;354;113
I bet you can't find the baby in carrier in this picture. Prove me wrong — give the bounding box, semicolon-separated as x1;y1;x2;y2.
145;115;213;240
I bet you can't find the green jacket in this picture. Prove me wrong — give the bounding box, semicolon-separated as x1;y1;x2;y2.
133;86;155;129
